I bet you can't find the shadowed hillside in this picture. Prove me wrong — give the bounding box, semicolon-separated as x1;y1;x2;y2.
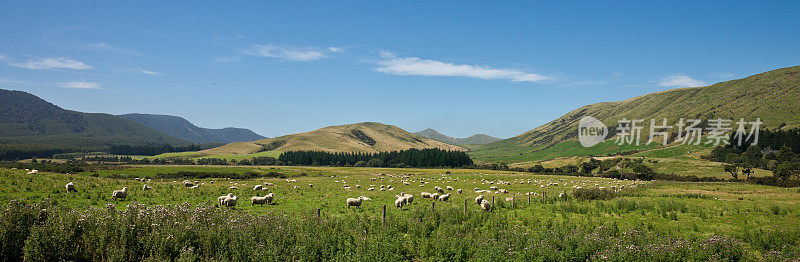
120;113;265;144
414;128;502;145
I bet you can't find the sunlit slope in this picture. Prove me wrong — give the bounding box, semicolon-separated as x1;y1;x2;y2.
471;66;800;162
202;122;466;155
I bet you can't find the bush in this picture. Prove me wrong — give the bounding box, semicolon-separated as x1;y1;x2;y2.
573;188;618;201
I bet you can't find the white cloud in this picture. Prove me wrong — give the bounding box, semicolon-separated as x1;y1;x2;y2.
140;70;161;76
657;74;706;87
612;72;623;77
0;54;5;60
88;42;143;56
58;81;102;89
0;77;25;84
374;52;551;83
246;44;340;61
11;57;92;70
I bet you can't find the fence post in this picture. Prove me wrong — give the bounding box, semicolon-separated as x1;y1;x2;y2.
317;208;321;218
491;196;495;212
512;196;515;208
528;194;531;205
431;201;435;212
543;192;547;203
382;205;386;225
464;198;468;214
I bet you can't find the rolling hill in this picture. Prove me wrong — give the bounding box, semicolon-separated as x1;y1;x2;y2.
470;65;800;163
414;128;502;145
0;89;190;149
200;122;466;155
119;113;265;144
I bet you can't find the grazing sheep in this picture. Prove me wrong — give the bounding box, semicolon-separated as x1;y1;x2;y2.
142;184;152;191
499;189;509;194
191;185;199;189
309;184;313;188
505;197;514;202
27;169;38;174
489;186;498;191
475;195;485;205
368;187;375;191
399;193;414;204
293;185;299;189
111;187;128;201
457;189;463;194
446;186;454;191
65;182;76;193
229;186;238;190
218;193;233;207
183;180;194;187
421;192;432;199
251;193;274;206
431;193;439;200
394;196;408;209
346;196;370;208
224;196;239;208
355;185;361;188
254;185;263;191
480;200;492;211
438;193;451;202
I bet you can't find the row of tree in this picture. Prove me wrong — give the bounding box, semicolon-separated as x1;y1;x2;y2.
277;149;474;168
708;128;800;180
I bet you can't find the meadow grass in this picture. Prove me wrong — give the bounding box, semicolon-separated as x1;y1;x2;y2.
1;165;799;261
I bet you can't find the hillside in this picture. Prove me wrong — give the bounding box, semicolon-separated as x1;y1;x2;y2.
0;89;190;149
414;128;502;145
201;122;465;155
470;65;800;162
119;113;265;144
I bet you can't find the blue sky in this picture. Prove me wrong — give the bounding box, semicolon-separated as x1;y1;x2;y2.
1;1;799;138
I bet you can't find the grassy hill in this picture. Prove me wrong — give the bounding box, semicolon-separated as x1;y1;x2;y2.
0;89;189;150
120;113;265;144
199;122;466;156
414;128;502;145
470;66;800;163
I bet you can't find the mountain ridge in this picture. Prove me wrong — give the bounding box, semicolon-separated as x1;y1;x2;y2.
414;128;502;145
119;113;265;144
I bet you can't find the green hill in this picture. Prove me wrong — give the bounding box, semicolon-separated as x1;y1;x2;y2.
119;113;265;144
200;122;466;156
470;65;800;163
0;89;190;152
414;128;502;145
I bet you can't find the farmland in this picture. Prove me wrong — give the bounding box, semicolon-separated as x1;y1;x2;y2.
1;165;799;261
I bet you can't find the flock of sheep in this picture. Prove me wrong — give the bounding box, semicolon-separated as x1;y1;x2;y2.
59;172;640;212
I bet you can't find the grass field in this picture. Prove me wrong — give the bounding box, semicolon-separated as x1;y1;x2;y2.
2;165;799;261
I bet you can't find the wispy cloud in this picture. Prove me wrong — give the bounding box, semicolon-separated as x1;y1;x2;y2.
58;81;103;89
246;44;341;61
0;54;5;60
140;70;161;76
11;57;92;70
88;42;143;56
657;74;706;87
374;52;551;83
0;77;26;85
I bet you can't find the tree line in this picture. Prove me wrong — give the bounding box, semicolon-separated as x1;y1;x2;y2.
708;128;800;182
278;149;474;168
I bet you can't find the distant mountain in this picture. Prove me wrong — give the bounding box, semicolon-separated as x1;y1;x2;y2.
119;113;265;144
470;65;800;162
201;122;465;155
0;89;190;149
414;128;502;145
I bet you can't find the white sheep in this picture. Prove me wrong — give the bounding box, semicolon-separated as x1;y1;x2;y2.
480;200;492;211
431;193;439;200
65;182;76;193
111;187;127;201
399;193;414;204
142;184;152;191
368;187;375;191
229;186;238;190
191;185;199;189
505;197;514;202
346;196;370;208
421;192;432;199
182;180;194;187
435;186;444;193
475;195;485;205
251;193;274;206
457;189;463;194
218;193;233;206
224;195;239;207
254;185;263;191
446;186;454;191
438;193;451;202
394;196;407;209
